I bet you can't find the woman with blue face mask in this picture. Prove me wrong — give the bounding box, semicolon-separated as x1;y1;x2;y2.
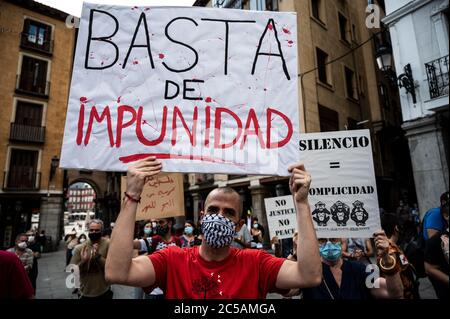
301;232;405;300
180;220;201;248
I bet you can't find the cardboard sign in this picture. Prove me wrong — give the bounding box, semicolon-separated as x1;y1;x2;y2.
121;173;185;220
264;195;296;240
300;129;380;238
60;4;299;176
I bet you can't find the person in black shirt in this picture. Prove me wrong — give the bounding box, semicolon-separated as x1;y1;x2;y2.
25;231;41;295
425;229;449;299
37;230;47;253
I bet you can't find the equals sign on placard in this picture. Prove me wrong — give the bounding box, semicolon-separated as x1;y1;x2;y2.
330;162;340;169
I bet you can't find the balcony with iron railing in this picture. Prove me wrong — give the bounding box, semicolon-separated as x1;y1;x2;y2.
20;32;54;55
425;55;449;99
9;123;45;144
15;74;50;98
3;169;41;190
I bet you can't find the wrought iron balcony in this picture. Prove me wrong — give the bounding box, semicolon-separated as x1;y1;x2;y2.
20;32;54;55
15;74;50;98
9;123;45;143
3;169;41;190
425;55;449;99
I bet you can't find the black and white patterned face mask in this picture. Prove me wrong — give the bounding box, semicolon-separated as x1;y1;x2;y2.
201;214;236;248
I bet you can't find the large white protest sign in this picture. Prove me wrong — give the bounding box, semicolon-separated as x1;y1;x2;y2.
299;129;380;238
264;195;296;240
60;4;299;176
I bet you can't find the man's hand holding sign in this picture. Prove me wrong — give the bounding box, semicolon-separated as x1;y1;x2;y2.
274;163;322;289
124;156;162;202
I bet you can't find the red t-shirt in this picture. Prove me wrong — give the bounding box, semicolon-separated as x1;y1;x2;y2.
146;246;286;299
0;250;34;299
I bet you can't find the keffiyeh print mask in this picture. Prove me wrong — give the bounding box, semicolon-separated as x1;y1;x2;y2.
201;214;236;248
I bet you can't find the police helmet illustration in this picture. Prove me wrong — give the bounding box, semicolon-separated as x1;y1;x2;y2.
351;200;369;226
312;201;330;226
331;201;350;226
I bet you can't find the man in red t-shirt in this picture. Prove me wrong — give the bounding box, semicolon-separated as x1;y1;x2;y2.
0;250;34;299
106;157;322;299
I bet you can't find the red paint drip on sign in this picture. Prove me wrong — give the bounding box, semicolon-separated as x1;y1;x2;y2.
282;28;291;34
158;53;165;59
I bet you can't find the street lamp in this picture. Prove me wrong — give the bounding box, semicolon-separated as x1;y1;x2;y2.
375;44;417;104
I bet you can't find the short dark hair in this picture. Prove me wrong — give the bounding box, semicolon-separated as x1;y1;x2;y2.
381;213;399;238
102;227;112;237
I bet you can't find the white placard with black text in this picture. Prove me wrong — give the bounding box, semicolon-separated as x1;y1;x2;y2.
264;195;297;240
299;129;380;238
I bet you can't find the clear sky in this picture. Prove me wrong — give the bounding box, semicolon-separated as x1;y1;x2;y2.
35;0;197;17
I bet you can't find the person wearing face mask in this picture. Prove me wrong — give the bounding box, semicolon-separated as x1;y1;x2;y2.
131;218;181;299
150;218;181;251
70;219;112;299
132;220;158;257
77;233;87;244
7;234;34;274
301;233;404;300
106;157;323;298
180;220;202;248
25;231;41;295
250;218;265;249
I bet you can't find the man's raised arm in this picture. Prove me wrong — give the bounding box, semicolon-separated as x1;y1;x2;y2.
276;163;322;289
105;156;162;287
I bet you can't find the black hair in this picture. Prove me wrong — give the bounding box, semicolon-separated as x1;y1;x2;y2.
185;220;195;228
102;227;112;237
381;213;399;238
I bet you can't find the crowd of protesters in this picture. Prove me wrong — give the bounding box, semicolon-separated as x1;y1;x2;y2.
1;158;448;301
